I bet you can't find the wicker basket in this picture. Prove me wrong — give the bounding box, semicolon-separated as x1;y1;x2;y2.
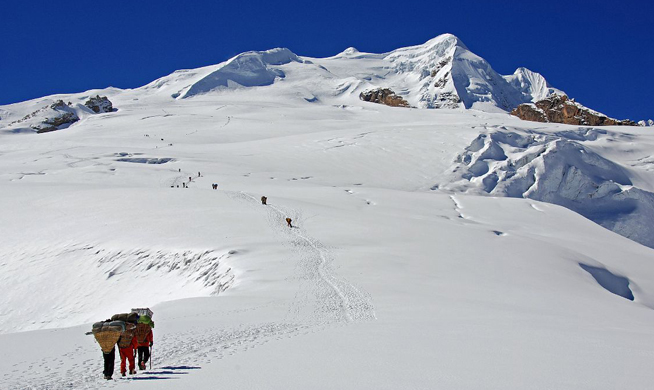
134;323;151;343
117;323;137;348
94;330;121;353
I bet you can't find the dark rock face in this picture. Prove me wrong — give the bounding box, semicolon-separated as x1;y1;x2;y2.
84;95;113;113
359;88;410;108
38;112;79;133
33;100;80;133
511;94;636;126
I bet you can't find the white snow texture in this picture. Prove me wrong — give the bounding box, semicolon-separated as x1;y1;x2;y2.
1;33;654;390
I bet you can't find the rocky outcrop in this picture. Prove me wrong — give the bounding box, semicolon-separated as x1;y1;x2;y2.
432;91;461;109
84;95;113;113
359;88;410;108
32;100;80;133
511;94;636;126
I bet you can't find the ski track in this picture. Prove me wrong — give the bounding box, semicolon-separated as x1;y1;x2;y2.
8;189;375;389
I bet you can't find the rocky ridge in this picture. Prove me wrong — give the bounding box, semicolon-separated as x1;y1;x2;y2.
84;95;113;113
359;88;411;108
511;94;636;126
32;100;80;133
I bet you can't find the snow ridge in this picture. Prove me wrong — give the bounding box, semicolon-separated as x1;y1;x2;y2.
181;48;301;98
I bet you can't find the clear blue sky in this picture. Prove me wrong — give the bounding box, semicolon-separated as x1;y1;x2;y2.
2;0;652;120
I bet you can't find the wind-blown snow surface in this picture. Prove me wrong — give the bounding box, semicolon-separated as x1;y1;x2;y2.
2;35;654;389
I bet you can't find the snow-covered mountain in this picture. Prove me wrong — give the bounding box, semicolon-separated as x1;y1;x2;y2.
0;33;563;134
1;34;654;390
167;34;561;111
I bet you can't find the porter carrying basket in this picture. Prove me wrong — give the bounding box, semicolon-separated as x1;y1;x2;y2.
92;321;125;353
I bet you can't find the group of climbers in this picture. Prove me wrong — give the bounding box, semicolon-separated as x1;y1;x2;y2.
88;196;295;383
91;308;154;380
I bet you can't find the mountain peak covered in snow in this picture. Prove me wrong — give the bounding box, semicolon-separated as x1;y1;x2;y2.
134;33;562;112
0;33;612;131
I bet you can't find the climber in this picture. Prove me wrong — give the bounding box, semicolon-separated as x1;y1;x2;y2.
117;323;138;376
91;319;124;380
135;315;154;370
286;217;293;228
261;196;267;205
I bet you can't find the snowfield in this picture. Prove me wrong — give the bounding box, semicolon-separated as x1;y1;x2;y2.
1;34;654;389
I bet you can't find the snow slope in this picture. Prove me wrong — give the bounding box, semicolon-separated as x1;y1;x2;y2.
1;34;654;390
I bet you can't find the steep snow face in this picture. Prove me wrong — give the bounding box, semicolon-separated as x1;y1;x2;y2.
381;34;463;108
504;67;564;103
445;127;654;248
335;34;558;111
181;48;302;98
448;45;526;111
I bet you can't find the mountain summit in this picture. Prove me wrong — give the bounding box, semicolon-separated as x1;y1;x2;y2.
1;33;642;134
132;33;562;112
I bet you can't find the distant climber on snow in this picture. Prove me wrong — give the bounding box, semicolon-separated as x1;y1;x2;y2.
286;217;293;228
261;196;267;205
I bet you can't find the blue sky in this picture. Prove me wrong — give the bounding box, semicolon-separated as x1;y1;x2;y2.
2;0;652;120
